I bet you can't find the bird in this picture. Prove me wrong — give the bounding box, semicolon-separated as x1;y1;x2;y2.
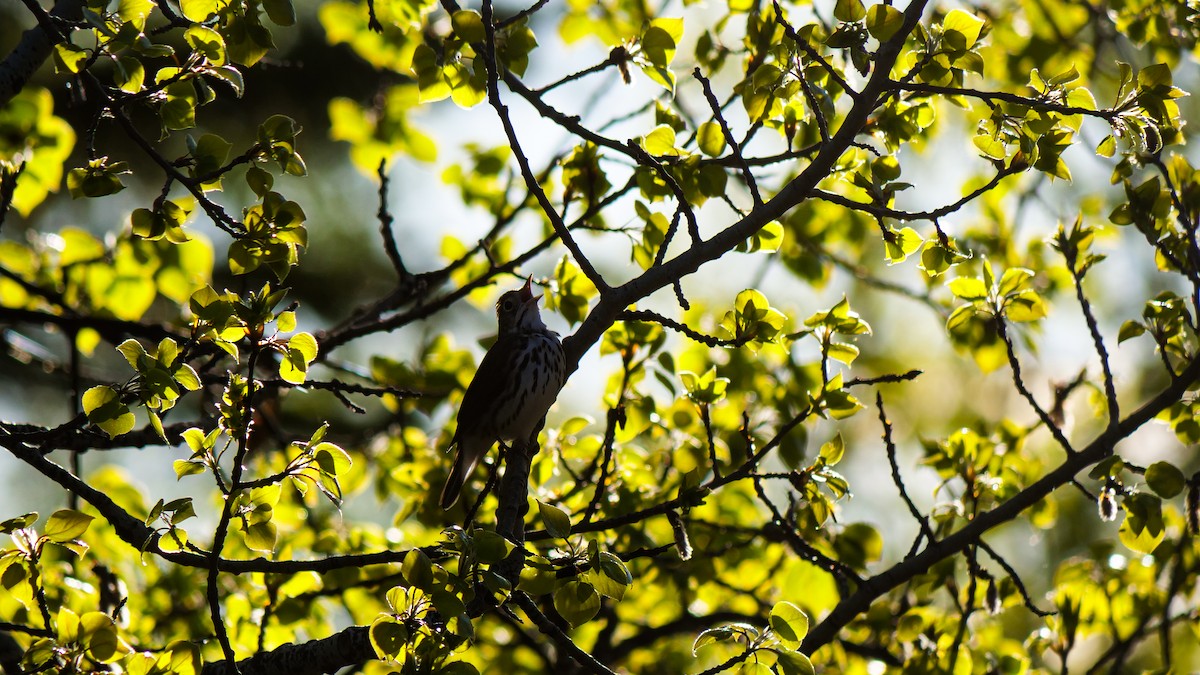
439;276;566;509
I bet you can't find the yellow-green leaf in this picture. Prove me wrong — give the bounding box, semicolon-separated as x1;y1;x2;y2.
44;509;94;543
769;601;810;651
697;121;727;157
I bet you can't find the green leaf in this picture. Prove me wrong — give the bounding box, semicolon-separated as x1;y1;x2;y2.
518;559;558;596
538;500;572;538
157;527;189;553
185;25;227;66
67;158;129;198
243;521;277;552
1145;461;1185;498
116;338;148;370
681;366;729;404
884;227;923;264
1118;493;1165;555
744;220;783;253
974;133;1007;160
819;434;845;466
159;641;201;674
866;4;904;41
173;459;207;479
313;441;352;476
697;121;727;157
1088;455;1124;480
53;43;88;74
693;626;736;654
474;529;515;563
277;310;297;333
595;551;632;600
560;416;594;436
641;24;679;68
82;386;136;438
942;9;985;50
1004;290;1047;322
451;10;486;42
401;548;434;590
179;0;219;21
834;0;867;22
246;166;274;196
369;615;408;661
118;0;154;28
1137;63;1172;90
43;509;94;542
1117;320;1145;343
190;133;232;181
279;332;318;384
945;303;977;332
553;580;601;627
0;513;38;534
998;267;1034;296
776;652;817;675
642;125;679;156
948;277;988;302
835;522;884;568
263;0;295;25
80;611;124;662
769;601;809;651
826;342;860;365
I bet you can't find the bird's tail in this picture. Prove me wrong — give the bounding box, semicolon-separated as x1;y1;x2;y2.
439;439;485;509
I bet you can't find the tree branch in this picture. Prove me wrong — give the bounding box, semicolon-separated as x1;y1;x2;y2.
800;353;1200;652
0;0;84;107
199;626;373;675
561;0;933;372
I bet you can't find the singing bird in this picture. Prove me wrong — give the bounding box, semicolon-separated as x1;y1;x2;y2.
439;277;566;509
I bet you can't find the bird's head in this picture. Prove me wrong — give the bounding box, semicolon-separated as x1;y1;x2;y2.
496;276;546;333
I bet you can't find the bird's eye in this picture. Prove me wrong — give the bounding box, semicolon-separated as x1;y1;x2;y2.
501;299;516;312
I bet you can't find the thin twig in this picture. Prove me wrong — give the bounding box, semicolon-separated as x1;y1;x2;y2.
498;0;551;29
773;1;857;99
947;547;980;673
801;354;1200;652
898;81;1122;121
811;162;1021;224
477;0;609;294
796;63;830;143
995;317;1076;455
693;68;763;207
365;0;383;32
207;345;265;668
375;159;410;281
876;392;934;547
513;593;619;675
627;142;703;245
976;540;1054;617
534;49;621;95
619;309;750;348
580;406;622;524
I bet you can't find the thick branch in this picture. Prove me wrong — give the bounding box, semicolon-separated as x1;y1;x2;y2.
199;626;372;675
800;354;1200;652
560;0;932;371
0;0;84;107
1;430;428;574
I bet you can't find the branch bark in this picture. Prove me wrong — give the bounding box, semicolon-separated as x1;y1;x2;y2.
800;353;1200;652
198;626;372;675
560;0;932;370
0;0;83;107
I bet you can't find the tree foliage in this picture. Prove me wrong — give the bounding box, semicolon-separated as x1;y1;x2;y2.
1;0;1200;673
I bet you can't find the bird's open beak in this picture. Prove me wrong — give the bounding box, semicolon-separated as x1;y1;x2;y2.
521;276;541;305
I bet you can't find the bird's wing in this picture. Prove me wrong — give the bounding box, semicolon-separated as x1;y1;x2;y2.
452;333;517;438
